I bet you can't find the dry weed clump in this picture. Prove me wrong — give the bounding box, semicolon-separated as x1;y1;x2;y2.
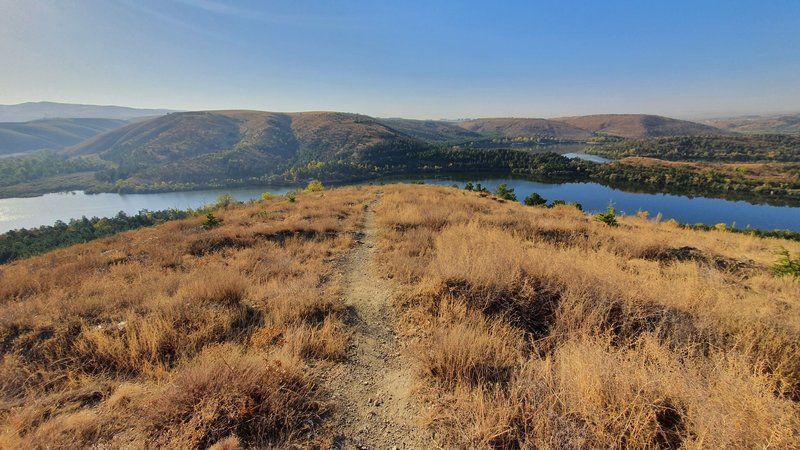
144;345;326;448
376;184;800;449
0;187;372;448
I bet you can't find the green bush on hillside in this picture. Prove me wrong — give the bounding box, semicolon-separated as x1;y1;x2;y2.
202;213;222;229
524;192;547;207
773;248;800;278
494;183;517;201
595;204;617;226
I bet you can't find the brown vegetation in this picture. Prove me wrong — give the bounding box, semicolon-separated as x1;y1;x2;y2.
620;156;800;184
2;184;799;448
375;184;800;449
456;118;592;140
552;114;725;138
0;187;372;448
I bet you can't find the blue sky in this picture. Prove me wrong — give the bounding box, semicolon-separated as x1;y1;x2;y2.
1;0;798;119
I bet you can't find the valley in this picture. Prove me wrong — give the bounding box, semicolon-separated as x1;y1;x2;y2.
0;108;798;210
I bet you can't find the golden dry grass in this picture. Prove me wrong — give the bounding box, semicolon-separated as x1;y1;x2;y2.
2;183;799;449
0;187;372;448
375;184;800;449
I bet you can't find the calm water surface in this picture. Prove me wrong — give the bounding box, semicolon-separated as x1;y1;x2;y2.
0;179;798;233
0;186;294;233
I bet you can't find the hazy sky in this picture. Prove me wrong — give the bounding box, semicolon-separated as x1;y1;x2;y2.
1;0;798;119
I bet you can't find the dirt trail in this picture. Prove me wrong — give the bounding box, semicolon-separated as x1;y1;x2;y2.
329;195;432;449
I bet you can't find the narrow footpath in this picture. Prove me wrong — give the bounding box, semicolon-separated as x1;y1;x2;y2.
328;195;432;449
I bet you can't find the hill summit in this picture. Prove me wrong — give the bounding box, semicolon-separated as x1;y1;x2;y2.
0;184;798;448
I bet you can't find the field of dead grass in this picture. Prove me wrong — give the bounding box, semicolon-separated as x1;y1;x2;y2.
0;187;372;448
2;183;799;449
375;184;800;449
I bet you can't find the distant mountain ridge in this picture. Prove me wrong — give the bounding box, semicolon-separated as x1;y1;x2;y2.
61;109;737;185
702;113;800;135
552;114;726;139
0;102;174;123
456;118;592;140
0;118;128;155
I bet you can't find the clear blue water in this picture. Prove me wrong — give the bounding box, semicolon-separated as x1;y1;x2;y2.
0;186;294;233
385;177;800;231
0;179;798;233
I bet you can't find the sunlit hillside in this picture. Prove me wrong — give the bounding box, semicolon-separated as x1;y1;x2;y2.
1;184;799;448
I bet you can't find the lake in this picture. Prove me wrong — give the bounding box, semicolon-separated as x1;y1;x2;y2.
0;178;798;233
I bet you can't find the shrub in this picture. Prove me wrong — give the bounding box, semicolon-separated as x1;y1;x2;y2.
304;180;325;192
202;213;222;230
418;315;523;388
549;199;566;208
595;204;617;226
261;192;273;201
464;182;474;191
215;194;236;209
773;248;800;278
493;183;517;201
146;346;325;448
287;193;296;203
523;192;547;207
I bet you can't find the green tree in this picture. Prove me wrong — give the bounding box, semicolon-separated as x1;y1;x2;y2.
493;183;517;201
523;192;547;207
773;248;800;278
595;204;618;226
202;213;222;229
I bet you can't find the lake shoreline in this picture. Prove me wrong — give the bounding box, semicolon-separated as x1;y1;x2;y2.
1;178;799;233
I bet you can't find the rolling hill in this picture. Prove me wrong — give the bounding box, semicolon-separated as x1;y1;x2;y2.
65;110;433;183
456;117;592;140
0;101;173;122
0;118;128;155
552;114;726;138
703;113;800;135
377;118;485;143
0;108;747;195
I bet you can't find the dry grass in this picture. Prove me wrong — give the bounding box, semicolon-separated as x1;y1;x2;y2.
2;183;799;448
375;184;800;449
0;187;371;448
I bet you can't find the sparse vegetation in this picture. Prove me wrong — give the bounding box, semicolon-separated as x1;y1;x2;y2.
595;203;618;226
0;209;190;264
774;248;800;278
2;184;799;448
304;180;325;192
375;184;800;448
0;187;372;448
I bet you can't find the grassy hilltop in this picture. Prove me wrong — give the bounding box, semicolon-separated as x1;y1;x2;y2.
1;184;799;448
